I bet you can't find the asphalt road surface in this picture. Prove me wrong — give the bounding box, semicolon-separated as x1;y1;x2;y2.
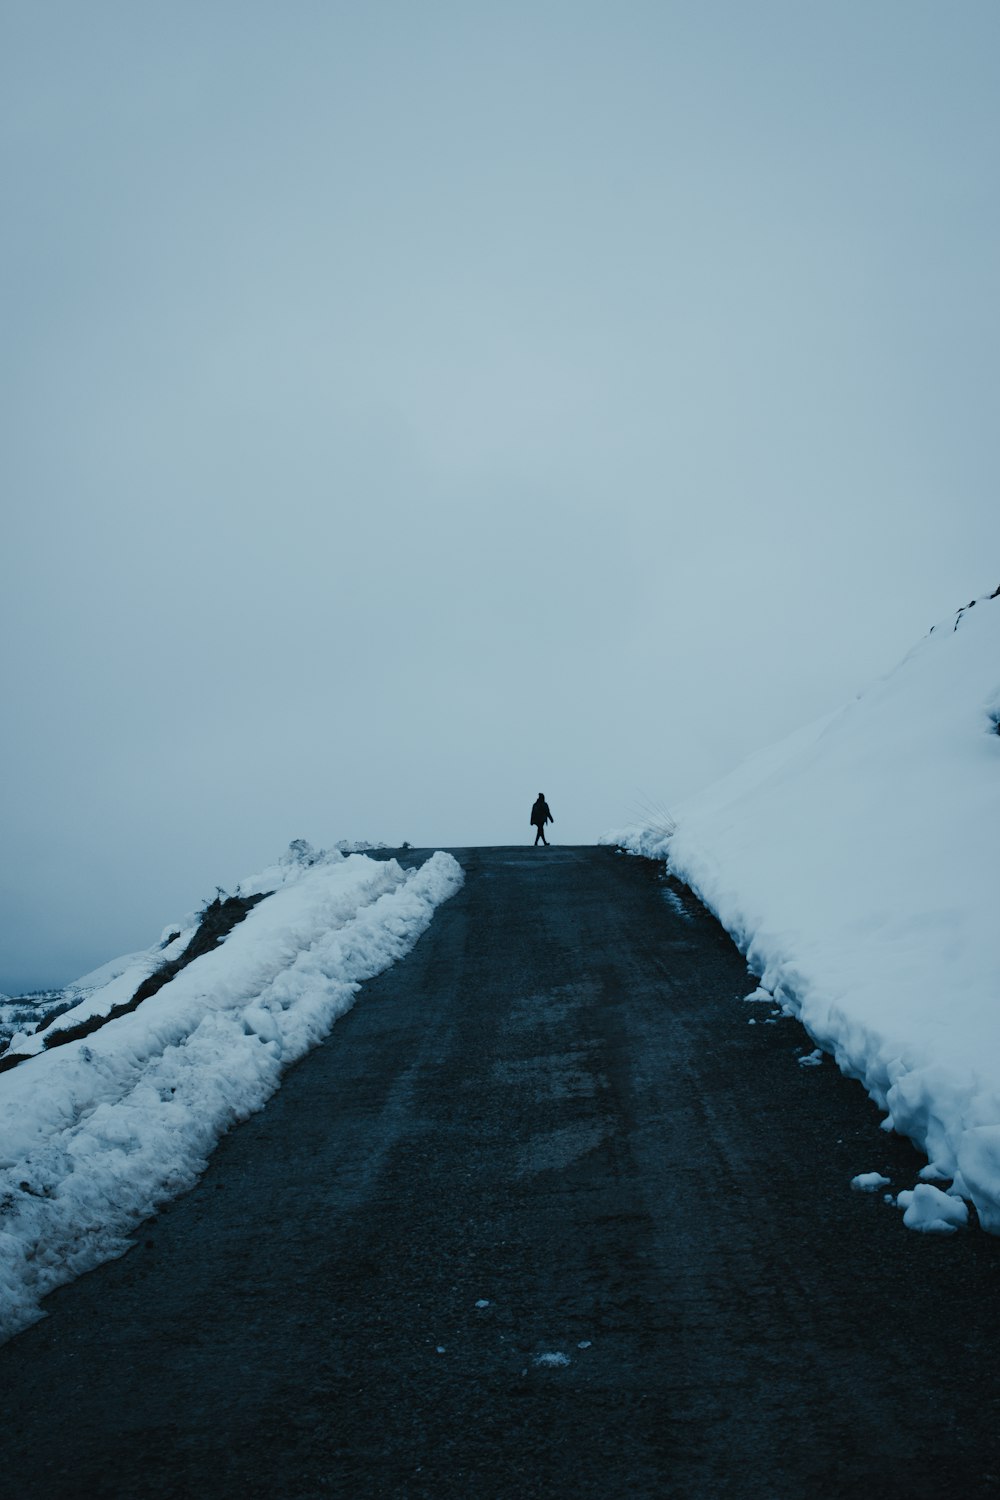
2;846;998;1499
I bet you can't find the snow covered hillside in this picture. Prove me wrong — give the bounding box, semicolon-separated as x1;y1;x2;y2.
607;587;1000;1233
0;843;463;1343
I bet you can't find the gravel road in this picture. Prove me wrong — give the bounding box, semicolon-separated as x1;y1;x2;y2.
1;846;998;1499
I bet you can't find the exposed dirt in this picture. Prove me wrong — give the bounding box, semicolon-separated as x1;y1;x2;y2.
0;892;268;1074
0;847;997;1499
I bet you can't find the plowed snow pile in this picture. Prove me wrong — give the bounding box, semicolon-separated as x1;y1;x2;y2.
0;846;463;1342
607;590;1000;1232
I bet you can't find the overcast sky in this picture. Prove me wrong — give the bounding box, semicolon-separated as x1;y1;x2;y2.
3;1;999;991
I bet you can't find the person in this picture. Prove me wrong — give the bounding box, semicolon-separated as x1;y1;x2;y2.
530;793;553;846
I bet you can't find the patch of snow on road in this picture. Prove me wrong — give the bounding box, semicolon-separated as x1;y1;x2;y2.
0;846;463;1344
606;587;1000;1233
798;1049;824;1068
661;889;692;921
851;1173;891;1193
533;1351;571;1368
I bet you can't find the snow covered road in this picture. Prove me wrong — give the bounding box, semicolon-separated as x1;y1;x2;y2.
1;847;997;1499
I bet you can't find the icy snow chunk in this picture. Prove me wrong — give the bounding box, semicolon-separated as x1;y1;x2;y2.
475;1299;490;1309
532;1351;570;1368
577;1340;592;1349
896;1184;969;1234
851;1172;891;1193
243;1006;282;1049
742;988;773;1004
798;1049;823;1068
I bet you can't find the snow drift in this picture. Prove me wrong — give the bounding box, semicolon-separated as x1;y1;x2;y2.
0;844;463;1343
607;589;1000;1231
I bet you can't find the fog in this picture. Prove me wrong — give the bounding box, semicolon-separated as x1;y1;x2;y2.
3;2;999;991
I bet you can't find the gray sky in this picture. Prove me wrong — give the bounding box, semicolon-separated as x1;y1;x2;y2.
3;1;999;991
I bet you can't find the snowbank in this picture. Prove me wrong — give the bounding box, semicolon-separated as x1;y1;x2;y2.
607;589;1000;1232
0;845;463;1342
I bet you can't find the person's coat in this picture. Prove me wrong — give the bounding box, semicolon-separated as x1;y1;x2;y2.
530;796;553;827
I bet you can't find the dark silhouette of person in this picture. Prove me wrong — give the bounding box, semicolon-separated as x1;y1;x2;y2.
531;793;553;846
